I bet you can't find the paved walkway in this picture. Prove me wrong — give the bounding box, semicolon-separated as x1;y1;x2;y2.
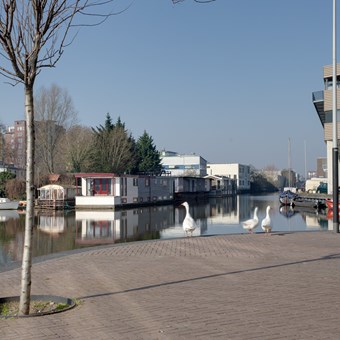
1;231;340;339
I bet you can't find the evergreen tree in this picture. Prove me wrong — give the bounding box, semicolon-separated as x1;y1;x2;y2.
136;131;162;174
104;112;114;131
90;114;136;173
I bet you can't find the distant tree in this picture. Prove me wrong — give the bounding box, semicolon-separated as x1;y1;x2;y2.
261;164;280;188
63;125;94;173
249;166;277;193
35;84;78;174
5;178;26;200
104;113;114;131
136;131;162;174
91;115;136;173
0;171;16;197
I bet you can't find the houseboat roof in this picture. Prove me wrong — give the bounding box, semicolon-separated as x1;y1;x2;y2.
75;173;116;179
38;184;78;190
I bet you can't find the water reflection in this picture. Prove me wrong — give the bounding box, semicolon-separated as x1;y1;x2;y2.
0;194;331;271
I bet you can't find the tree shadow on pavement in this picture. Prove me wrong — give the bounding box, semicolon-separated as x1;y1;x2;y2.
78;252;340;300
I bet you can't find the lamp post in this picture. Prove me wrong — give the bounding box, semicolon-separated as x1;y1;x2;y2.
332;0;339;233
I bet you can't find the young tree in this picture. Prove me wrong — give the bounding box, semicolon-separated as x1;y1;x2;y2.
136;131;162;174
0;0;120;316
34;84;78;174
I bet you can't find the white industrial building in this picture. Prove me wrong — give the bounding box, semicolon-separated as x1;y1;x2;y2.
206;163;251;193
160;151;207;177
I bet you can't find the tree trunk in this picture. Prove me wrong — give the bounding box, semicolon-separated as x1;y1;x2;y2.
19;85;35;315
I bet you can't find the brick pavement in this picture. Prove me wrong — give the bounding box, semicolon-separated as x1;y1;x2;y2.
1;231;340;339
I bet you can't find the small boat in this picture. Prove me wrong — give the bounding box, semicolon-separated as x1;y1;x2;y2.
291;196;322;210
0;197;19;210
279;190;298;205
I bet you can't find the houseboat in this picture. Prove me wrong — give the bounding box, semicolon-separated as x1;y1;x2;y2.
37;184;79;209
204;175;236;197
74;173;175;209
173;176;209;202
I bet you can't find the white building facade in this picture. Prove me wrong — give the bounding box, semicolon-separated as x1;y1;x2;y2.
206;163;251;193
160;151;207;177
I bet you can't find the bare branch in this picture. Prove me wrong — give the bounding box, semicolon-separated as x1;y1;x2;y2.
0;0;128;85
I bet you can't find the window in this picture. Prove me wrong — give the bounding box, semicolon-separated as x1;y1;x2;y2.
93;178;111;195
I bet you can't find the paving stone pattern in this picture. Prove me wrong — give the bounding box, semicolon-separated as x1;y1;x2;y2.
1;232;340;339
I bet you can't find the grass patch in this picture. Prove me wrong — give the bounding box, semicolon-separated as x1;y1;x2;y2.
0;298;76;317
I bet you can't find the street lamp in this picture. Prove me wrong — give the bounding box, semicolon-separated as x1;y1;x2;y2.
332;0;339;233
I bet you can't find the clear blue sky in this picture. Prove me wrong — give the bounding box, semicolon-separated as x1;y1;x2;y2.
0;0;334;175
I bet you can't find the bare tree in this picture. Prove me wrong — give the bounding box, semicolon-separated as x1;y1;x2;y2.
0;0;122;316
63;125;94;172
35;84;78;174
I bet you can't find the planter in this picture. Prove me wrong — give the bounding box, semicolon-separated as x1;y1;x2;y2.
0;295;76;318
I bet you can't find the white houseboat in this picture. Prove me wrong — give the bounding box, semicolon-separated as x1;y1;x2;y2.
74;173;175;209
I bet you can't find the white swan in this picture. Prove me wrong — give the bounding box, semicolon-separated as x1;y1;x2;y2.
181;201;197;237
242;207;259;233
261;206;272;235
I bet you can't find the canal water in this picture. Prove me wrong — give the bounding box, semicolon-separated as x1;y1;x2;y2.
0;193;330;271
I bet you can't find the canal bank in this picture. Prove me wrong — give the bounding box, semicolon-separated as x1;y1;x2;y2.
2;231;340;339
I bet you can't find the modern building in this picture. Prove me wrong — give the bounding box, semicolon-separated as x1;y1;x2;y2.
206;163;251;193
160;151;207;177
4;120;26;169
312;64;340;193
316;157;327;178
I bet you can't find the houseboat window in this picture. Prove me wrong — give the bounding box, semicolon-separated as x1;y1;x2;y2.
102;179;107;191
145;178;150;187
121;178;127;196
94;179;100;193
133;178;138;186
93;178;111;195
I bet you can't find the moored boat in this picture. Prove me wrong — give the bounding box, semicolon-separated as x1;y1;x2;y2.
0;197;19;210
291;196;322;210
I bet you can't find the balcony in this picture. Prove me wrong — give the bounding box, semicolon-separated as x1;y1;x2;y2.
312;91;325;126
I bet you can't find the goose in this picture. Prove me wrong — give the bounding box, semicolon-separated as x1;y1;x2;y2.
242;207;259;233
261;206;272;235
181;201;197;237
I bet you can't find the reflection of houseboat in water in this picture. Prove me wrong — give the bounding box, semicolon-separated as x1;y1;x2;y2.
37;211;65;234
75;210;116;245
75;205;178;245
